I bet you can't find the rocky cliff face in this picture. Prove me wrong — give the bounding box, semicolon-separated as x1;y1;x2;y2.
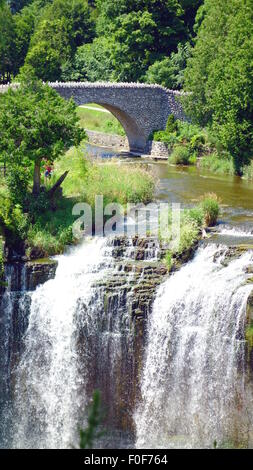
89;237;169;435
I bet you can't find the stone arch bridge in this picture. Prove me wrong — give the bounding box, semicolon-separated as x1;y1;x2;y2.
1;82;185;153
50;82;185;153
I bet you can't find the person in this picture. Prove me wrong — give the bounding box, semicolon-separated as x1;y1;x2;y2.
44;162;53;179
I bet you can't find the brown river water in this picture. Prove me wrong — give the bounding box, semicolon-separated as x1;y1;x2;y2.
87;143;253;244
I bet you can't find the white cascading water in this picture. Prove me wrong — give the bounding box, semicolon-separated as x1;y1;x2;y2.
11;238;115;449
135;244;253;449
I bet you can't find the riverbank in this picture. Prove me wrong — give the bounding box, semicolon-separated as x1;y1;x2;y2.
0;149;156;262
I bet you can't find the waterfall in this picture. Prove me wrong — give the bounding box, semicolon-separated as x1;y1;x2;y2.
9;238;113;449
8;236;156;449
135;244;253;449
2;237;253;449
0;263;31;447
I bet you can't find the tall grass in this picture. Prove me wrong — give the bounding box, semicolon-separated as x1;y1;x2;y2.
200;152;235;175
27;148;155;256
55;148;155;208
242;161;253;181
164;193;220;269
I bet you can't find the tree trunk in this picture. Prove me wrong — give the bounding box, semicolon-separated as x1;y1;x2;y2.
48;171;69;197
33;160;41;195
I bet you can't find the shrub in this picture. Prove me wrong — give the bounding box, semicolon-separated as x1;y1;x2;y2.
170;145;191;165
176;121;204;142
242;160;253;181
165;251;172;270
166;115;178;134
187;207;205;227
190;134;206;152
174;218;200;255
200;152;235;175
200;193;220;227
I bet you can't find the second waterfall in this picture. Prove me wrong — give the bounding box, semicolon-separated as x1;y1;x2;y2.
135;244;253;448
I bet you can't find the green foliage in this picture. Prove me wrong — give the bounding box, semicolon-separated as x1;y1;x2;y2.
242;161;253;181
166;115;179;134
20;0;95;81
79;390;104;449
184;0;253;172
2;0;206;83
144;42;192;89
0;1;17;83
0;79;85;195
0;185;29;243
170;145;191;165
187;206;204;227
7;163;30;206
9;1;33;13
94;0;187;82
189;133;205;152
164;192;220;269
61;37;114;82
245;324;253;351
179;0;204;36
165;251;173;270
56;148;155;209
199;193;220;227
176;217;199;254
153;116;216;166
13;1;43;73
200;153;235;176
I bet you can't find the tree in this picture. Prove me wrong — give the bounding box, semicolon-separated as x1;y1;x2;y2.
184;0;253;172
0;80;85;195
8;0;33;12
13;0;49;73
94;0;187;82
21;0;95;80
22;17;71;80
144;42;191;89
179;0;203;37
61;37;114;82
0;1;17;83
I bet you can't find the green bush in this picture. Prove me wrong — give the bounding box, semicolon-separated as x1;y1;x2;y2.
200;152;235;175
200;193;220;227
152;130;176;146
242;160;253;181
173;217;200;256
166;115;178;134
170;145;191;165
187;207;205;227
190;134;206;152
165;251;172;270
7;164;30;206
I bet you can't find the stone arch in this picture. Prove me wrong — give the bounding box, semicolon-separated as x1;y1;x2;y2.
46;83;186;153
81;102;146;152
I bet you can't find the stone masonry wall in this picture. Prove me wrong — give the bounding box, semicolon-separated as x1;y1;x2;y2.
86;129;170;159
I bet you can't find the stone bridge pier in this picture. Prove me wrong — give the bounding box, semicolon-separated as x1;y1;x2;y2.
50;82;185;153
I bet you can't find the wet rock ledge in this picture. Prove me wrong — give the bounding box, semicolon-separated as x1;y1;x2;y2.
0;258;58;295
